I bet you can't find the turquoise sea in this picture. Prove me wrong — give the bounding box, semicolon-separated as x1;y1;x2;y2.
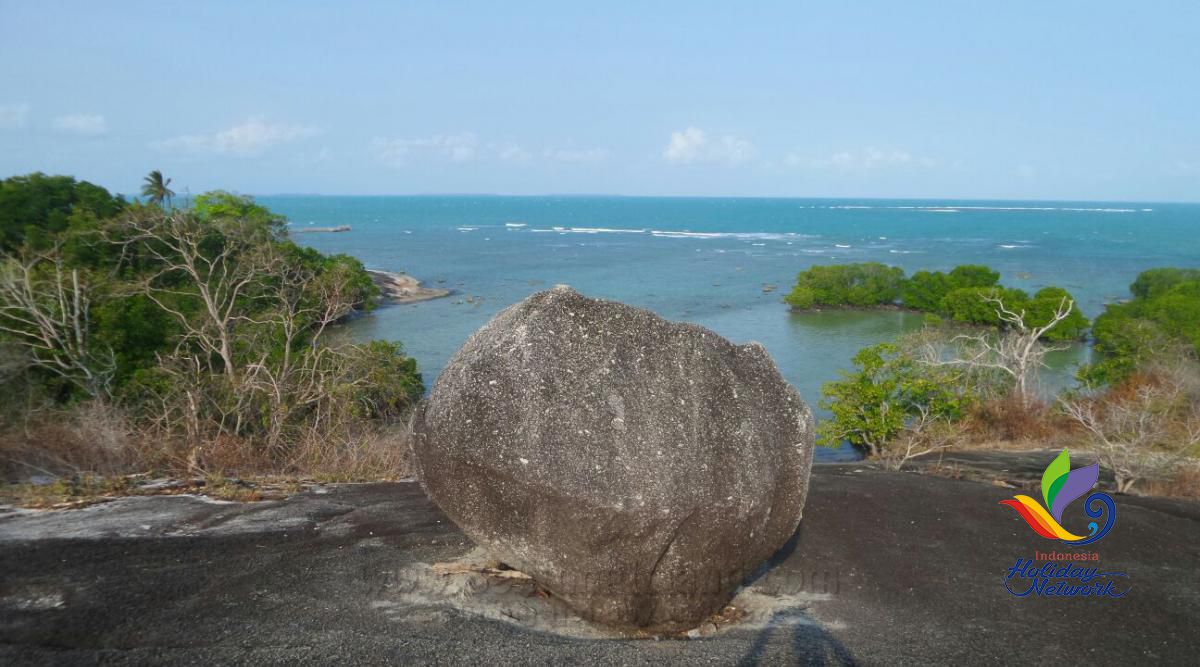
267;196;1200;461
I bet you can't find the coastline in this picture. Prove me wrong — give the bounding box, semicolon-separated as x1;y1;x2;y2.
292;225;352;233
367;269;451;304
787;303;921;314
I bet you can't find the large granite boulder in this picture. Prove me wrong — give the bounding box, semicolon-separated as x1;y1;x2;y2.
412;286;814;631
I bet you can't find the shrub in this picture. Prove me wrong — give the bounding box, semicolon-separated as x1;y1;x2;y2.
901;270;954;312
0;175;422;483
1025;287;1089;342
783;286;816;310
941;286;1029;326
964;393;1058;443
1083;267;1200;385
1130;268;1200;300
0;173;126;253
785;263;905;309
1062;363;1200;494
818;340;971;457
791;263;1085;341
948;264;1000;289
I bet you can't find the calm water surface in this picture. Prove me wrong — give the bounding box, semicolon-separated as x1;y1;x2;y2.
268;196;1200;461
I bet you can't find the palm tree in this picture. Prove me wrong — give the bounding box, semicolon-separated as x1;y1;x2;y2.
141;170;175;207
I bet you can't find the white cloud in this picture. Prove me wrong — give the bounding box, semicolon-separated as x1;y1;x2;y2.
1171;160;1198;175
664;127;706;162
372;133;550;165
0;103;30;129
53;113;107;136
491;141;532;163
544;146;610;164
788;147;936;170
372;132;481;165
153;118;319;156
715;135;755;164
372;134;612;167
663;127;754;164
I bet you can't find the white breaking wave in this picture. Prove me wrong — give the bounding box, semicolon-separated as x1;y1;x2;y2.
564;227;647;234
505;222;526;228
517;227;820;241
650;230;813;241
821;204;1141;213
650;230;724;239
528;226;645;234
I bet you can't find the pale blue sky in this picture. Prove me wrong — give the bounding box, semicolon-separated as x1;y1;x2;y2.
2;1;1198;201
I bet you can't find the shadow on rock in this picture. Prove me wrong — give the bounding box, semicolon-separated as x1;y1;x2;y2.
737;608;858;667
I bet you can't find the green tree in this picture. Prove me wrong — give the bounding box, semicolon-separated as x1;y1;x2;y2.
1144;281;1200;350
784;286;816;309
342;340;424;418
896;264;1001;313
0;174;425;479
941;286;1029;326
947;264;1000;289
0;248;114;398
1024;287;1089;342
1083;268;1200;385
0;173;125;253
1130;268;1200;300
817;342;968;457
192;190;287;236
785;263;906;309
900;270;953;312
1078;318;1177;387
140;170;175;207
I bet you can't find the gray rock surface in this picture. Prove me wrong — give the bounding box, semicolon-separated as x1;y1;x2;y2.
412;285;815;630
5;466;1200;664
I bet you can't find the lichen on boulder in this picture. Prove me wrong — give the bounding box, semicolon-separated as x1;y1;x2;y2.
412;286;814;631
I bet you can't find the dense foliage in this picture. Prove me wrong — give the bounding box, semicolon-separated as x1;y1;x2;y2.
787;262;1088;341
0;172;422;476
783;262;905;309
0;173;126;253
817;341;970;457
817;266;1200;490
1081;268;1200;385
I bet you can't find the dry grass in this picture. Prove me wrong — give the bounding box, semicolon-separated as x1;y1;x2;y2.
1140;463;1200;499
284;425;414;483
0;473;314;508
0;399;414;506
0;401;151;479
961;394;1076;445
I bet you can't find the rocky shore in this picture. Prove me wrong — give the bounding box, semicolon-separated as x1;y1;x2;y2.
291;225;352;233
367;269;450;304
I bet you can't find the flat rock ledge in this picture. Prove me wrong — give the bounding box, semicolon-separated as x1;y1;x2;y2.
367;269;450;304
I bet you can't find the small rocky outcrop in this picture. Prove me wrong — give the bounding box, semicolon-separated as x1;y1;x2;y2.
412;286;814;631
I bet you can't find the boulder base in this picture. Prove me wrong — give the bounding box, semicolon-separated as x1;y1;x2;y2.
412;286;814;631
